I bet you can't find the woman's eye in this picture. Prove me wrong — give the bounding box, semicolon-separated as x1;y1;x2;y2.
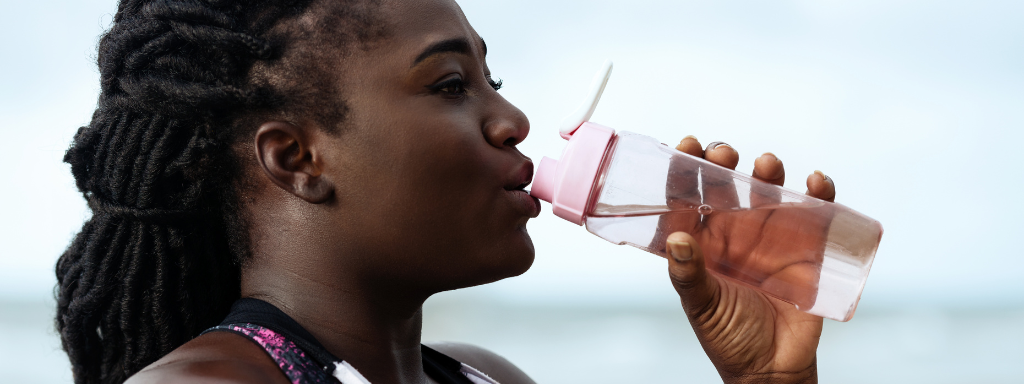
431;78;467;97
428;75;502;97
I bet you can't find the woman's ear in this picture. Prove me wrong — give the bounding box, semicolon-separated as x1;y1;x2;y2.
254;121;334;204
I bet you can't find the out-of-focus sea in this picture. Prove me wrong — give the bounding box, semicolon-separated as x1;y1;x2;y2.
3;293;1022;384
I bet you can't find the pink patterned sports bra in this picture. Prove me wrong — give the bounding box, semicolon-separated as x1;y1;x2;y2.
203;299;499;384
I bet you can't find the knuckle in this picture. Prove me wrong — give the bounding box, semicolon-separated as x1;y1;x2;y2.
668;268;699;291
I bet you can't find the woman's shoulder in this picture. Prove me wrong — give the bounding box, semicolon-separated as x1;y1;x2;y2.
126;335;533;384
126;331;289;384
426;342;537;384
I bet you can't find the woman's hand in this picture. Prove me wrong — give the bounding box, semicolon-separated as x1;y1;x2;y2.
666;136;835;384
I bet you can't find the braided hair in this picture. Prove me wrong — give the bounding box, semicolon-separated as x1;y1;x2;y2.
56;1;382;383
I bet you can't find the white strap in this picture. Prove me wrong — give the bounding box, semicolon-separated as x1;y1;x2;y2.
460;363;501;384
331;359;500;384
332;361;371;384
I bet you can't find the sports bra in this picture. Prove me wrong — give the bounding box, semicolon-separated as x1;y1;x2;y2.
203;298;499;384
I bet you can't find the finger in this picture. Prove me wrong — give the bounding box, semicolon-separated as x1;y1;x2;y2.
752;152;785;186
806;170;836;202
655;136;705;251
704;142;739;170
701;142;740;210
750;152;785;207
667;135;704;209
667;232;720;319
675;135;705;158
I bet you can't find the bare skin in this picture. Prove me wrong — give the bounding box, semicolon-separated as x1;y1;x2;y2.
128;0;834;383
664;138;836;384
658;140;831;309
133;1;537;383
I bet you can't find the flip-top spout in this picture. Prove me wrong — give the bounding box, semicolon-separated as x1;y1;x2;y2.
558;60;613;139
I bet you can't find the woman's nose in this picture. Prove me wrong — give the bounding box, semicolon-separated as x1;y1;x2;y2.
483;96;530;148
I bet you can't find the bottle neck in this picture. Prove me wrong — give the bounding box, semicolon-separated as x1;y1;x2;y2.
530;122;616;225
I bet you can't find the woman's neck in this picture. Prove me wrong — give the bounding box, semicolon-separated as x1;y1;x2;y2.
242;260;433;384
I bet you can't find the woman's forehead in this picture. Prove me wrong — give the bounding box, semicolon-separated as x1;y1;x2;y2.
376;0;483;62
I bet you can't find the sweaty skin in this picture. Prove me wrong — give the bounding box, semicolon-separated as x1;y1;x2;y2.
128;1;833;383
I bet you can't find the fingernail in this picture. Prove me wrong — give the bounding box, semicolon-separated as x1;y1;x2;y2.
668;240;692;262
814;170;833;186
708;141;731;151
762;152;781;163
683;135;698;141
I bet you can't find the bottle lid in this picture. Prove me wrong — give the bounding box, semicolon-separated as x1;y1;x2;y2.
558;60;614;139
531;61;616;225
532;123;615;224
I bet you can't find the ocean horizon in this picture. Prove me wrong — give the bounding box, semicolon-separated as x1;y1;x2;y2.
4;294;1022;384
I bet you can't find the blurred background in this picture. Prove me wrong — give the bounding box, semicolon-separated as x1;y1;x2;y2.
2;0;1022;383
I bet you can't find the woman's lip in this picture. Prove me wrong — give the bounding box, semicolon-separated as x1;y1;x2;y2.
504;161;535;191
507;189;541;218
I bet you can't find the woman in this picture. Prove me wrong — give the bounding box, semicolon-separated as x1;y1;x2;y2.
58;0;835;383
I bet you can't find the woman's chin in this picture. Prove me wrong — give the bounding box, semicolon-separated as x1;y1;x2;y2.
502;228;537;276
503;245;535;279
455;240;536;290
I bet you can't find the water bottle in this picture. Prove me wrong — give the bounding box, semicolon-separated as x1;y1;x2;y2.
530;62;883;321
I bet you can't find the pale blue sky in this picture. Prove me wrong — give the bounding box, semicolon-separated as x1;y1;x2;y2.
1;0;1022;310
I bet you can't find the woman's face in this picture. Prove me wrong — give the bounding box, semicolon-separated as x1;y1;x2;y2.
313;0;538;292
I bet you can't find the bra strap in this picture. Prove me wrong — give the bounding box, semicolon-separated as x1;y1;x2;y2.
204;323;342;384
205;322;498;384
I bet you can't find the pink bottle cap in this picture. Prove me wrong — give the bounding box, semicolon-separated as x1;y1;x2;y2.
531;122;616;225
532;61;616;224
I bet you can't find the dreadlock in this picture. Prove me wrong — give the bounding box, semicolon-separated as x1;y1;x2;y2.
55;1;382;383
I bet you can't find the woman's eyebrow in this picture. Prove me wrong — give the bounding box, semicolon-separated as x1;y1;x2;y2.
412;37;485;67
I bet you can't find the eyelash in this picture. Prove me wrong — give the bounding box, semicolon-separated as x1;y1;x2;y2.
429;76;503;97
488;77;503;91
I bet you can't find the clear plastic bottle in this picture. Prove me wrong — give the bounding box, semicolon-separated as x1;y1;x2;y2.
530;62;883;321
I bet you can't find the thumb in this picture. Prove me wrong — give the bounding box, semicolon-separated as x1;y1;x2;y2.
667;232;720;319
